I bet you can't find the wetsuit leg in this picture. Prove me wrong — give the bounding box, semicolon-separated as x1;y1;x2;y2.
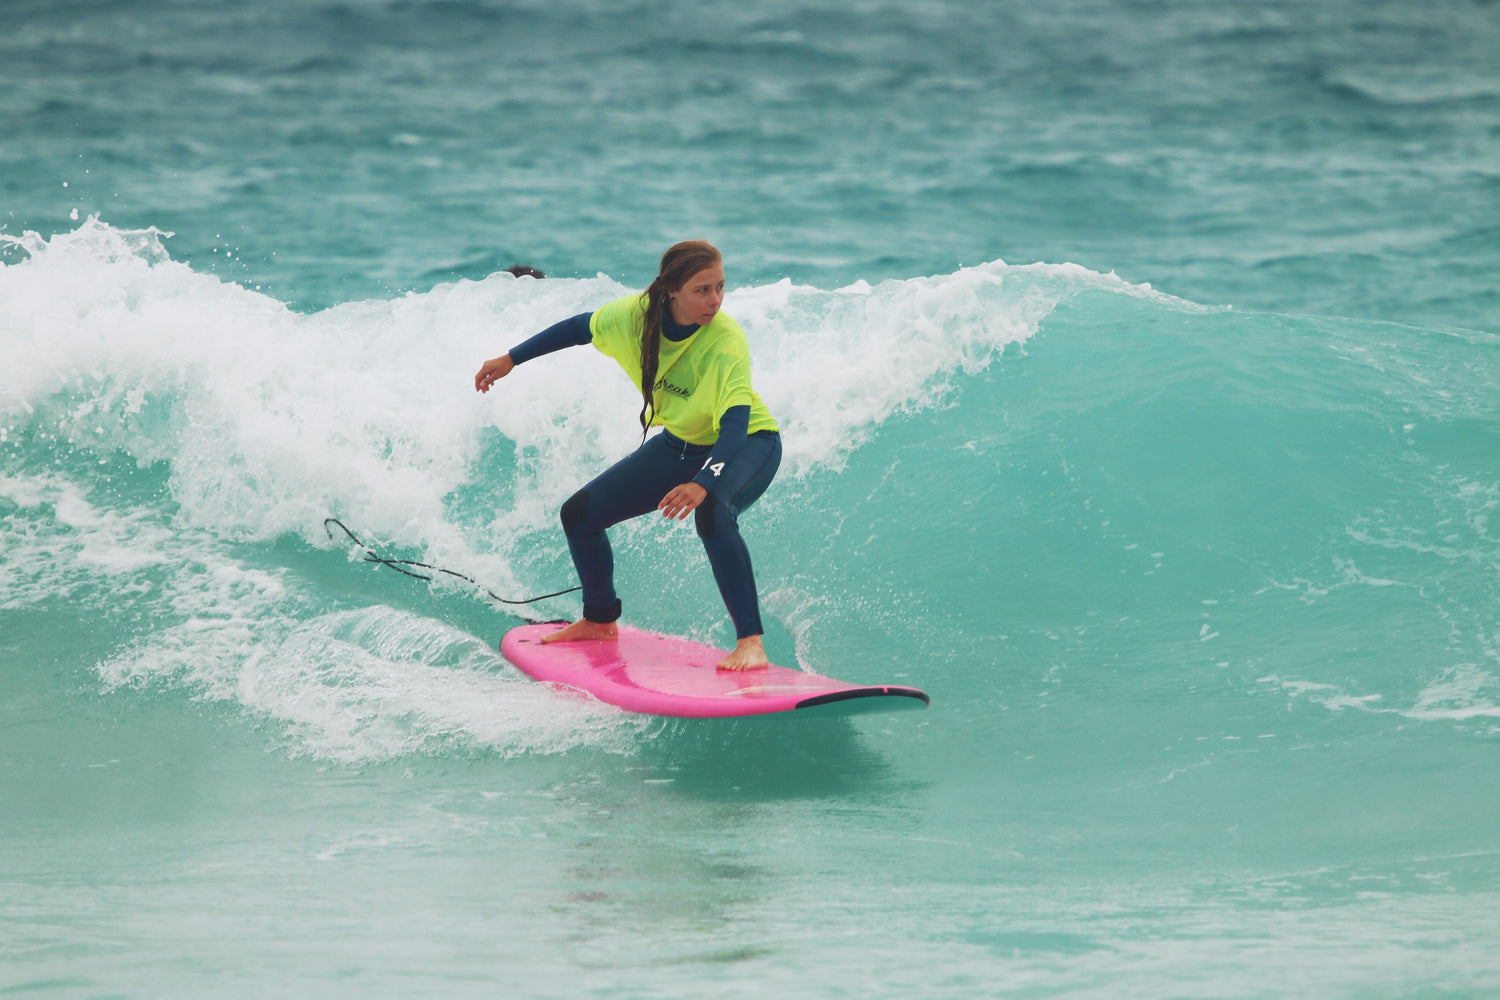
693;432;782;639
562;433;699;622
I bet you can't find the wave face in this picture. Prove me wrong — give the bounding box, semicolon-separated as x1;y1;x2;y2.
1;219;1096;754
8;221;1498;757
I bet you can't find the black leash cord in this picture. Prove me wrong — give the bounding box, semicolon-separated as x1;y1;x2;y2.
323;517;580;607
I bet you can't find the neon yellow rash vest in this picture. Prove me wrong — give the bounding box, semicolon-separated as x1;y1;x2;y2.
588;294;779;446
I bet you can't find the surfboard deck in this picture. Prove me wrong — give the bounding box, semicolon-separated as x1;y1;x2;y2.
500;623;929;719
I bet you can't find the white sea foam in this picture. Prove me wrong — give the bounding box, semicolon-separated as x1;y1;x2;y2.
101;602;642;763
0;472;178;607
1;217;1176;547
1260;665;1500;724
0;469;639;763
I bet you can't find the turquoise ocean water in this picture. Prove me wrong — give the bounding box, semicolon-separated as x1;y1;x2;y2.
4;1;1500;996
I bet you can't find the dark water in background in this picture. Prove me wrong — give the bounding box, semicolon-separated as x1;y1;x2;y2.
7;0;1500;325
4;1;1500;996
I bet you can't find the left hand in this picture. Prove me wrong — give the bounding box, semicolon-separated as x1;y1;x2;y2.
659;482;708;520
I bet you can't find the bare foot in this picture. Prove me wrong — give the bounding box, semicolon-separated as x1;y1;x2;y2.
539;620;618;644
717;634;770;671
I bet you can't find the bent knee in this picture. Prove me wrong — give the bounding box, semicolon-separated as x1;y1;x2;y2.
693;500;716;540
694;499;738;540
560;489;590;533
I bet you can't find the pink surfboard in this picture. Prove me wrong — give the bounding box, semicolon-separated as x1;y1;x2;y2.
501;623;929;719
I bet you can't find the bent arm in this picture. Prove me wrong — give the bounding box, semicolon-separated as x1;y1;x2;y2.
691;405;750;491
658;406;753;519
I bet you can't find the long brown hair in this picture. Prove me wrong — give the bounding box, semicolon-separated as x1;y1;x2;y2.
636;240;722;439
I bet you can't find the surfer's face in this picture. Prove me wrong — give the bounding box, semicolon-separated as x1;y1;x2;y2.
668;264;725;327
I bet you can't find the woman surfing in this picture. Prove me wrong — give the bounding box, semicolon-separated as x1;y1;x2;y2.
474;240;781;671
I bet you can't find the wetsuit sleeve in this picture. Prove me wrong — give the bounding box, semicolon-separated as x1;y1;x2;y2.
691;405;750;491
508;312;593;365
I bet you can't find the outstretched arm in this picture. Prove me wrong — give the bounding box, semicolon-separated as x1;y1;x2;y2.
474;311;593;392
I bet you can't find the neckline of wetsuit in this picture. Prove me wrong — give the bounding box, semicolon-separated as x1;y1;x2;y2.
662;314;700;343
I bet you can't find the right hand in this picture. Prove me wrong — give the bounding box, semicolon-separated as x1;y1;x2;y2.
474;354;515;393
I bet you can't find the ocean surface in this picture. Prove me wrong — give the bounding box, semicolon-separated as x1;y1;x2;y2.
4;0;1500;996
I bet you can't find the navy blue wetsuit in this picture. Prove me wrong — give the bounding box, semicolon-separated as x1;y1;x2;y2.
508;312;781;638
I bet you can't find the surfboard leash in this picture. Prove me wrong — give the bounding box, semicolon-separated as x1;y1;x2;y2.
322;517;581;610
